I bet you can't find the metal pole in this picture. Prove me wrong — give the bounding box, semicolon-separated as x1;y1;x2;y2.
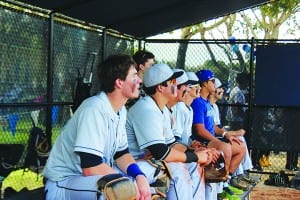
46;12;55;145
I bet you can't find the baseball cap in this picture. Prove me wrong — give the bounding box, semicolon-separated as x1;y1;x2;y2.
186;72;199;85
173;69;188;85
196;69;215;82
143;63;183;87
214;78;224;89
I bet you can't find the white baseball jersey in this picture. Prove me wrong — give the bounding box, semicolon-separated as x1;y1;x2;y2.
212;103;221;125
173;102;194;145
126;96;205;200
43;92;128;181
126;96;175;159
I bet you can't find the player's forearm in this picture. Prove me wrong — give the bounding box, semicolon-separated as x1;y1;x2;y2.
197;129;217;141
164;148;189;162
193;124;217;141
171;143;188;152
82;163;116;176
214;125;226;136
115;153;136;173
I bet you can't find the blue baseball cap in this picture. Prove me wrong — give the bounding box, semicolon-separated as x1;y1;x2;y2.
196;69;215;82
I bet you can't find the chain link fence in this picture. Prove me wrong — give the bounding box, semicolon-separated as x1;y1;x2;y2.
0;2;134;186
0;1;299;190
144;39;300;177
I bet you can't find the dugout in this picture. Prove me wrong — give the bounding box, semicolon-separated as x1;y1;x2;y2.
0;0;299;198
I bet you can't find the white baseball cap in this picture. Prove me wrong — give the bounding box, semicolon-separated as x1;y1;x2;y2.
215;78;224;89
173;69;188;85
143;63;183;87
186;72;199;85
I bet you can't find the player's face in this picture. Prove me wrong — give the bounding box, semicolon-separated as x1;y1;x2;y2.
188;84;201;98
143;58;154;70
139;58;154;74
177;84;188;101
207;79;216;94
163;78;178;100
123;65;142;99
214;87;224;100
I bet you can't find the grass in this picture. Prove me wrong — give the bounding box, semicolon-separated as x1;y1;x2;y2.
0;118;61;145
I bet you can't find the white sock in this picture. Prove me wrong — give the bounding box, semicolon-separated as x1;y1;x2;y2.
227;175;232;182
223;181;229;188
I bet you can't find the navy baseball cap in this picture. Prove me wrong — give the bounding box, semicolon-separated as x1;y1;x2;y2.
196;69;215;82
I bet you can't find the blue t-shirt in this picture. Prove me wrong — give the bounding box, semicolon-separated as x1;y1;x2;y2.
190;96;215;142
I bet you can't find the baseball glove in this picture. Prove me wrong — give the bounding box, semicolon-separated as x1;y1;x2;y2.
147;159;172;199
97;173;137;200
204;152;228;183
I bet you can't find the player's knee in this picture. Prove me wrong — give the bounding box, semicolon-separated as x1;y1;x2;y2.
220;142;232;157
235;142;247;156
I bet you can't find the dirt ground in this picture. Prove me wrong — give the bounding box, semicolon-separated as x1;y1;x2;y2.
247;151;300;199
250;183;300;200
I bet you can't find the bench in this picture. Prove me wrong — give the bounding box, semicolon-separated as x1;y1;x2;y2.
237;176;260;200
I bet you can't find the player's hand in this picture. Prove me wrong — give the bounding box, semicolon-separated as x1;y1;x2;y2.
226;135;243;145
195;150;210;166
135;175;151;200
209;148;221;163
234;129;245;136
228;129;245;137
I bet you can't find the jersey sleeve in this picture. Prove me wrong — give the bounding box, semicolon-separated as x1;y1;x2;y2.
116;107;129;152
173;104;185;138
127;100;166;150
74;107;107;158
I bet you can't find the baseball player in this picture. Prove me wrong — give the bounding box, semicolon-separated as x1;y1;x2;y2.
172;71;201;145
43;55;151;200
191;69;248;192
211;78;255;182
126;50;155;108
171;71;225;200
126;64;213;199
167;69;211;200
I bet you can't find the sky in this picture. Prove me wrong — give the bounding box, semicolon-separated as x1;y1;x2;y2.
148;8;300;40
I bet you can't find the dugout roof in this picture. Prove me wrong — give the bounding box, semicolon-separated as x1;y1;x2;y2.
16;0;270;38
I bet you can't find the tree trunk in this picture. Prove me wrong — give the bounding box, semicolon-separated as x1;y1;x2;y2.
176;42;188;69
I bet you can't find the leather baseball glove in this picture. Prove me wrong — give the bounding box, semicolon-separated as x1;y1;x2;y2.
204;152;228;183
97;173;137;200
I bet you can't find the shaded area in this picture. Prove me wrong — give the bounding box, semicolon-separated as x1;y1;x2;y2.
16;0;270;38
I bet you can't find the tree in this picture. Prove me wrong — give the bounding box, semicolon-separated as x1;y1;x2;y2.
240;0;300;39
176;17;229;69
176;0;300;73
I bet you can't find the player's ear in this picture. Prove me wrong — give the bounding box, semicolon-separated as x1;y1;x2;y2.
157;84;164;92
115;78;124;89
139;64;145;71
